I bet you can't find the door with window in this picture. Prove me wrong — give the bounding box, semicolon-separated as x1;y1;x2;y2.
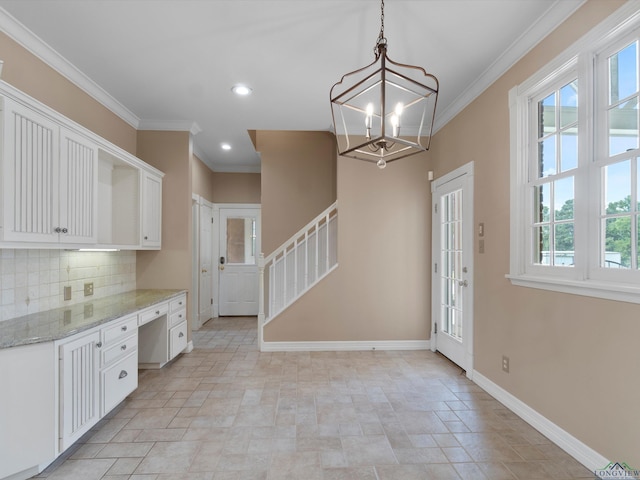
218;207;261;316
432;162;474;373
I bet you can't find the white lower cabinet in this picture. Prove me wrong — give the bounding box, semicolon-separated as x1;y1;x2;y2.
58;330;101;452
169;322;188;359
0;342;56;480
58;314;139;453
101;350;138;415
99;314;138;417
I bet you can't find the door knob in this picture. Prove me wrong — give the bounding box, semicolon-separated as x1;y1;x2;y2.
219;265;225;271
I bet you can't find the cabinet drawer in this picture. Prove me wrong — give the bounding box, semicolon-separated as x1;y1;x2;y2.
170;294;186;313
101;351;138;416
138;302;168;326
169;309;186;328
169;321;188;360
102;315;137;346
102;332;137;367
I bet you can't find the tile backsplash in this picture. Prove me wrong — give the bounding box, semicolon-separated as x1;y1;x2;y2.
0;249;136;322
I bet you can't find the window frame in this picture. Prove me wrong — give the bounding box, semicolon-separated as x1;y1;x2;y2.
508;3;640;304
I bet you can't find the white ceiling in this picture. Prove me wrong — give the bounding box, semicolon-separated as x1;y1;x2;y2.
0;0;584;172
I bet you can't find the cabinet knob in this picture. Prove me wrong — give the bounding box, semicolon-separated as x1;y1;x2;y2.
54;227;61;233
178;332;184;338
96;341;102;348
121;344;127;351
178;314;182;318
118;370;128;379
121;325;128;331
61;227;68;234
156;310;160;315
144;236;148;240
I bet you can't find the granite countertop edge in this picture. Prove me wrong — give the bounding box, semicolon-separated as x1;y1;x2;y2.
0;289;186;349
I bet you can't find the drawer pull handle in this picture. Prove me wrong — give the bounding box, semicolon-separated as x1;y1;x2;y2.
178;332;184;338
96;341;102;348
121;325;128;331
119;370;128;379
121;345;127;351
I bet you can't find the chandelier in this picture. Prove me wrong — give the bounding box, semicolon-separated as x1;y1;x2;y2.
330;0;439;169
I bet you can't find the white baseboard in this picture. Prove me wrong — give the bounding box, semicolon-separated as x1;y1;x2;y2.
472;370;609;472
260;340;430;352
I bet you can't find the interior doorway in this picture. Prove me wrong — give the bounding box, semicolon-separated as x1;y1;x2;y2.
431;162;474;375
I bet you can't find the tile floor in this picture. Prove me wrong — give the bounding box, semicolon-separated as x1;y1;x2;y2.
33;316;597;480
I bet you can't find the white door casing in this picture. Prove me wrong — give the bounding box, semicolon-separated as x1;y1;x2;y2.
191;196;200;330
199;200;214;324
217;205;261;316
431;162;474;376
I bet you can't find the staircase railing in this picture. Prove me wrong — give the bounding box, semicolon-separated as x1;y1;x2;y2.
258;201;338;337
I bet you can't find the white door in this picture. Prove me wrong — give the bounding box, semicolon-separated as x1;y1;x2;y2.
432;162;474;374
218;207;261;316
199;201;214;324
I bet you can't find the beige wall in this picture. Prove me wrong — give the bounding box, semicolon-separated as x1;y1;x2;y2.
257;130;336;254
429;0;639;465
192;154;261;204
264;153;431;342
191;154;216;202
211;172;261;204
136;131;193;337
0;32;137;154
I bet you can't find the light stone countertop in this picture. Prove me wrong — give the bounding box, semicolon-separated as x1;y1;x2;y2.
0;289;186;349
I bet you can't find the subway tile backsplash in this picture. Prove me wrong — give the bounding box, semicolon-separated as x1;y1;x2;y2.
0;249;136;322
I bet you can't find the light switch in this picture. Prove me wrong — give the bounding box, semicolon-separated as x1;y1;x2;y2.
478;222;485;237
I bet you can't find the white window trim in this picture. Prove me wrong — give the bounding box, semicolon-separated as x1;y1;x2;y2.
508;1;640;305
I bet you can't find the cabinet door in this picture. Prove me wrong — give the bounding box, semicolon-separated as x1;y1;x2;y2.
58;330;101;451
59;128;98;243
1;97;60;242
141;172;162;248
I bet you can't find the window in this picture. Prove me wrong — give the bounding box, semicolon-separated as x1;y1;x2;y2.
509;5;640;303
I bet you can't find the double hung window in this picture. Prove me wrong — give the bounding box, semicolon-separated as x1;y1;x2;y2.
509;5;640;303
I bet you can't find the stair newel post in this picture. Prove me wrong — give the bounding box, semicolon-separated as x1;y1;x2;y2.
258;253;265;349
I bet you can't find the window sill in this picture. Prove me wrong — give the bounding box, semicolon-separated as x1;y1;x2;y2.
506;273;640;305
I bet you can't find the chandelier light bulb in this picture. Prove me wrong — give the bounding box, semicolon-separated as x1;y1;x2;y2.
377;158;387;169
395;103;404;116
391;114;399;137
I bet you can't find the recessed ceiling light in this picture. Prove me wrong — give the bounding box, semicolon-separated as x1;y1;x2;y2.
221;143;232;151
231;84;252;96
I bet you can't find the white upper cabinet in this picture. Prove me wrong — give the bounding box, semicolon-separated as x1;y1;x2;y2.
2;97;61;243
0;82;163;249
141;171;162;248
1;100;98;244
59;127;98;244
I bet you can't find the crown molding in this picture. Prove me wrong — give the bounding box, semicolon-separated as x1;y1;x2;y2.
434;0;586;133
0;8;140;129
138;119;202;136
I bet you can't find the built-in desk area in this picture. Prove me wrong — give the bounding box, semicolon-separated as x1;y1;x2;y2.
0;289;188;480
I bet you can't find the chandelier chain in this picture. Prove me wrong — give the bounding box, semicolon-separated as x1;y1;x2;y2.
375;0;386;54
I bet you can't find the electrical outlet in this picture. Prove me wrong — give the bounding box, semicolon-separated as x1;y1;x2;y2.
84;282;94;296
502;355;510;373
63;286;72;301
